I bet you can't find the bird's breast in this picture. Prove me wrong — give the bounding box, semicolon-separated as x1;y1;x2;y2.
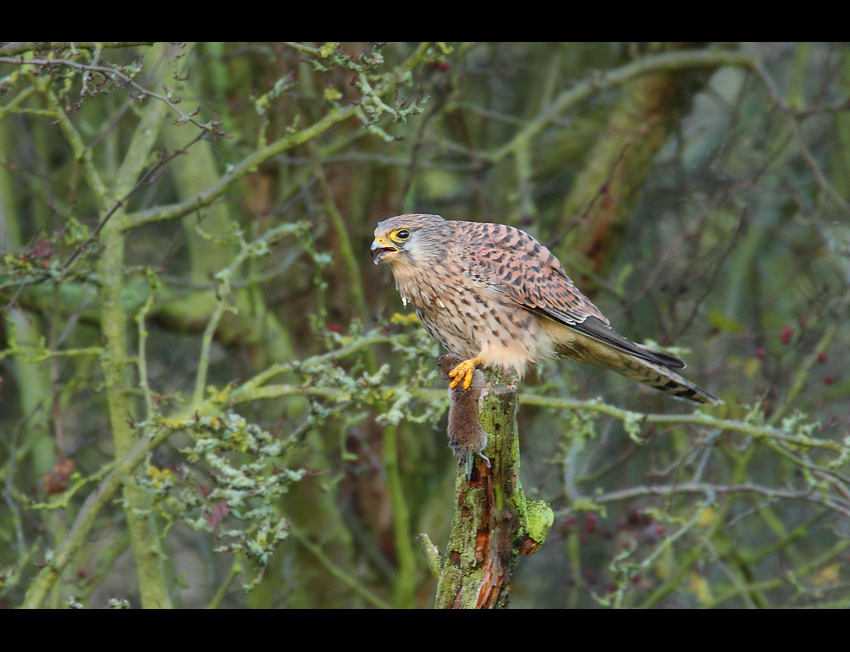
390;260;554;376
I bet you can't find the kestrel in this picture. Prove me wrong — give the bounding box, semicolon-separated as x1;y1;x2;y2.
371;214;719;406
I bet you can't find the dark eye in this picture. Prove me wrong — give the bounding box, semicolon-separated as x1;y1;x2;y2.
394;229;410;241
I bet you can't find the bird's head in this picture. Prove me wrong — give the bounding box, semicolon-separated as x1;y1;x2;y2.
370;214;449;267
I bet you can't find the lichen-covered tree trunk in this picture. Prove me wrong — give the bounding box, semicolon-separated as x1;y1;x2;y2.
430;374;553;608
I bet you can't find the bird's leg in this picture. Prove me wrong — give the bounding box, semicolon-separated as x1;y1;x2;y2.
448;354;484;390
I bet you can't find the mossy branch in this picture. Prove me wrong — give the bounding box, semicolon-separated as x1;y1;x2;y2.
486;48;758;163
122;104;358;230
0;42;153;57
21;422;177;608
429;370;553;609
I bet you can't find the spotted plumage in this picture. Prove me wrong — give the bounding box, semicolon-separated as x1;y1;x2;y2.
371;214;719;405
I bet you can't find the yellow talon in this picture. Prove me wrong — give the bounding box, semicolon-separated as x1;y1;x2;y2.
448;355;484;390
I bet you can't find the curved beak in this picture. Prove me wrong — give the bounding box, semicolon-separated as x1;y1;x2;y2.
370;236;399;265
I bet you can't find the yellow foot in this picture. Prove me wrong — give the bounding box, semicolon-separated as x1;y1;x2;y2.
448;355;484;390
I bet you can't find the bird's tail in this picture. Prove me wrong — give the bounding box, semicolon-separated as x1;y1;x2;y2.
556;344;720;406
611;354;720;405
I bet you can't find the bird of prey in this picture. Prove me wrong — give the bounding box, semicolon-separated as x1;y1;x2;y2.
371;214;719;406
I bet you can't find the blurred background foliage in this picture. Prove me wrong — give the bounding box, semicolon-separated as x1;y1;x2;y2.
1;42;849;608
